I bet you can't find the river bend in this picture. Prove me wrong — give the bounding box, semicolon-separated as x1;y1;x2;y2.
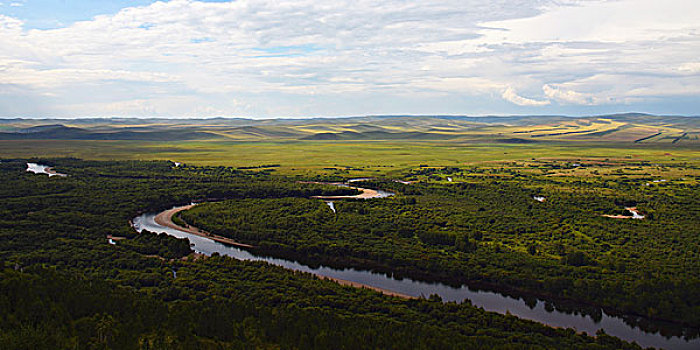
132;203;697;350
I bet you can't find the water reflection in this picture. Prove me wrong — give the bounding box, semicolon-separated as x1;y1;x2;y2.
133;210;698;350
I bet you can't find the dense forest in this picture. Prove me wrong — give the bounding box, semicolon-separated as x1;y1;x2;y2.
178;163;700;329
0;158;649;349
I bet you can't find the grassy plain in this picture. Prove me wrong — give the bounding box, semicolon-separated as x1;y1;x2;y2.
1;139;697;176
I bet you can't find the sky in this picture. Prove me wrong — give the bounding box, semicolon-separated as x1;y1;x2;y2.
0;0;699;118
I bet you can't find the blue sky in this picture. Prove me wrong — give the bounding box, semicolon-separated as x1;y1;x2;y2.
0;1;152;29
1;0;699;118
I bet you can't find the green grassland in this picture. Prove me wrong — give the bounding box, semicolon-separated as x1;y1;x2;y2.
1;139;698;177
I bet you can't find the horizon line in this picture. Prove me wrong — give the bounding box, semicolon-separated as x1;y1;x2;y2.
1;112;698;121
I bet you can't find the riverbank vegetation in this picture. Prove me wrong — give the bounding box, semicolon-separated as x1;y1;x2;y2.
178;161;700;329
0;158;651;349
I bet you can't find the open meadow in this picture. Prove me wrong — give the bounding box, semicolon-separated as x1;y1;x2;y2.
1;139;698;176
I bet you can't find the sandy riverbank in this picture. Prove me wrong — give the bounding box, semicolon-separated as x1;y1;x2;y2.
312;187;382;199
603;207;645;219
151;203;412;299
321;276;415;299
153;204;254;248
298;180;392;200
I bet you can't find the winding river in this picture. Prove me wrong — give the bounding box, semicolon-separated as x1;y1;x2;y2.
131;184;698;350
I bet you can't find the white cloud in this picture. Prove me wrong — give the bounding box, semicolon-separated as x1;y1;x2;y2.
544;85;600;105
0;0;698;117
479;0;699;44
0;66;177;88
679;62;700;74
502;87;550;106
0;14;23;32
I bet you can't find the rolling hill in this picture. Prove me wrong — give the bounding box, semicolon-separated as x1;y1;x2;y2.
0;113;697;143
0;124;220;141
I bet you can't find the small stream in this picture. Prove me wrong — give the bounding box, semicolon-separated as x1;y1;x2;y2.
324;201;336;213
133;209;698;350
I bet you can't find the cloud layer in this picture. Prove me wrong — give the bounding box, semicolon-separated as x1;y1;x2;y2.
0;0;699;117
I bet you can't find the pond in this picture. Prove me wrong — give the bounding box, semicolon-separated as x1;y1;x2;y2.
26;162;67;177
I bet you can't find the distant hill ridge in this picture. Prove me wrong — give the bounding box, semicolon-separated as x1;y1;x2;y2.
0;113;697;143
0;124;217;141
2;112;698;124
